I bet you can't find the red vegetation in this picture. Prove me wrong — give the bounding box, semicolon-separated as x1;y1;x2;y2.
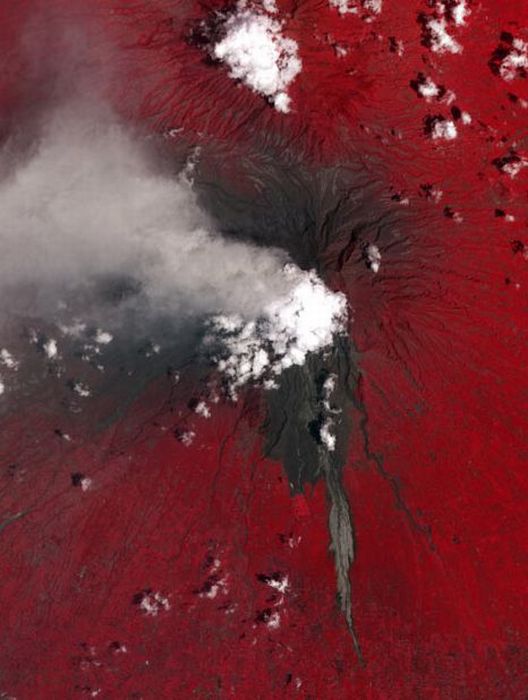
1;0;528;697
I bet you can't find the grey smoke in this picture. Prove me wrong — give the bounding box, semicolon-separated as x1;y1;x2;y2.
0;102;296;330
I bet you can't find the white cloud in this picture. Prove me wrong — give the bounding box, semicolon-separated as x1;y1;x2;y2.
423;1;470;54
212;6;301;113
94;329;113;344
502;159;528;178
73;381;91;397
178;430;195;447
320;418;336;451
418;76;441;101
319;372;340;451
499;38;528;82
0;349;19;370
206;265;347;398
199;576;228;599
426;18;461;54
366;244;381;273
138;591;171;616
322;373;337;408
59;320;87;337
431;119;458;140
194;401;211;418
261;0;278;12
266;611;281;629
330;0;382;15
265;574;289;593
80;476;92;492
450;0;470;26
43;338;58;359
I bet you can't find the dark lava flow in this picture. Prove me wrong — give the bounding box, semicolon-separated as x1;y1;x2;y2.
263;338;363;661
194;155;398;661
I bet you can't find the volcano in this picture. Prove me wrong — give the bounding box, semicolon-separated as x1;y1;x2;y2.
1;1;528;698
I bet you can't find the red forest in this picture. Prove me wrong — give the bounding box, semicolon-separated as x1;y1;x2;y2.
0;1;527;697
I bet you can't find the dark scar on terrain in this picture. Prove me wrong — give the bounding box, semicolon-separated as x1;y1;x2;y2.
193;159;411;665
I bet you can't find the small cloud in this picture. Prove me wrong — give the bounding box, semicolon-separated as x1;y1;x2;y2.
211;4;302;113
132;590;171;617
72;381;91;397
43;338;58;360
94;329;113;344
0;349;19;370
365;244;381;273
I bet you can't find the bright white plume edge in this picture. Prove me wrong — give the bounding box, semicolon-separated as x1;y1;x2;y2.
206;265;348;398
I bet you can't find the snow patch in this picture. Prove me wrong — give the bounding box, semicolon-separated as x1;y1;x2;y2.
212;4;301;113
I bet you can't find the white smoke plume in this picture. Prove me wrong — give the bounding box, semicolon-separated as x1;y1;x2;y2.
0;102;347;391
0;104;290;317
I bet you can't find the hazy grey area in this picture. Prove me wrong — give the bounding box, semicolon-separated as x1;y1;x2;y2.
0;101;299;331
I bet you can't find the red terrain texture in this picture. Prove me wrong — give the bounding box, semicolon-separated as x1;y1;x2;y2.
1;0;528;698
